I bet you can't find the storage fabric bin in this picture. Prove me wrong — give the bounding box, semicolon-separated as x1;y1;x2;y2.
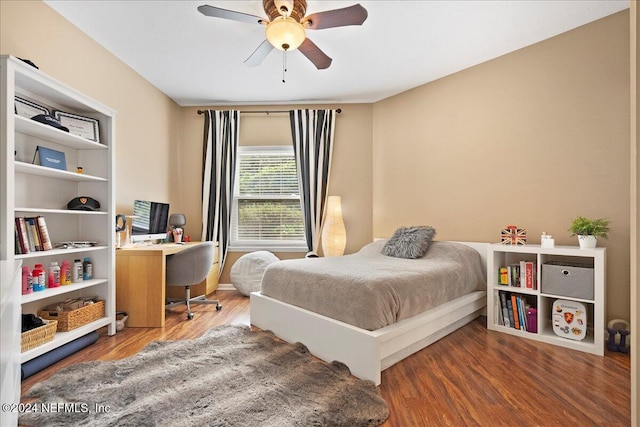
541;262;594;300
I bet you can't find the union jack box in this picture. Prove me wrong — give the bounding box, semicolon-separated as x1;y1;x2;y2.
501;225;527;245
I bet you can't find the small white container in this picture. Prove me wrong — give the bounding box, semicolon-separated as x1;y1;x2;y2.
541;233;555;248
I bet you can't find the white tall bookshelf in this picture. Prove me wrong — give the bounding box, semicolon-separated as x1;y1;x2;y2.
487;243;606;356
0;260;21;427
0;55;116;408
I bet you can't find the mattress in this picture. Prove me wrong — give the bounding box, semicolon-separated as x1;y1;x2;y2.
260;240;486;331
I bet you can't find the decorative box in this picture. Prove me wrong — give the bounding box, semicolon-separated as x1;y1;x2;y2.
501;225;527;245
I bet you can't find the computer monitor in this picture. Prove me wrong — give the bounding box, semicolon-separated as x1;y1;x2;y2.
130;200;170;243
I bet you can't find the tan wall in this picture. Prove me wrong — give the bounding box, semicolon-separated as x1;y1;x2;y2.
0;0;180;214
372;11;631;321
178;105;373;283
630;2;638;425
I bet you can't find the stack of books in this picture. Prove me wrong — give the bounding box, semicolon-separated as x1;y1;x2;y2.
498;261;537;289
14;216;52;254
496;290;537;333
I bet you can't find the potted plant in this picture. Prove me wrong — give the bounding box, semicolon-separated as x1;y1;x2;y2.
568;216;611;249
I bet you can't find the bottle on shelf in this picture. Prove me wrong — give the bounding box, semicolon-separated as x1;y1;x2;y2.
48;261;61;288
21;266;32;295
60;260;72;285
72;259;83;283
32;263;46;291
83;257;93;280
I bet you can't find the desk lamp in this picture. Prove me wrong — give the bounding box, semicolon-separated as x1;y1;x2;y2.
169;213;186;243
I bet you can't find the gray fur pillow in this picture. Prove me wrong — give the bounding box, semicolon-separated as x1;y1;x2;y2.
381;226;437;259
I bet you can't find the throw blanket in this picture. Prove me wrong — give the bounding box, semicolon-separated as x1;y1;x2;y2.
261;241;486;331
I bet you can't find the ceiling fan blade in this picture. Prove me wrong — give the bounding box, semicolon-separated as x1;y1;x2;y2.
244;40;275;67
301;4;368;30
298;38;332;70
197;5;265;25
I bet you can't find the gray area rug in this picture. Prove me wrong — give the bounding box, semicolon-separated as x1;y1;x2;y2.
20;324;389;426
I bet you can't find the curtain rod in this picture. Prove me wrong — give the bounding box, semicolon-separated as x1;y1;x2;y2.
197;108;341;115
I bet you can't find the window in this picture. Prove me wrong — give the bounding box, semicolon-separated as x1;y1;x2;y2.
230;146;306;251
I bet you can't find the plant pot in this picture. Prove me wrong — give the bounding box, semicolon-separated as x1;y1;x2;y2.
578;235;597;249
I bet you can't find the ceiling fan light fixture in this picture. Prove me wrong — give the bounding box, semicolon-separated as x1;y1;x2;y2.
265;16;306;51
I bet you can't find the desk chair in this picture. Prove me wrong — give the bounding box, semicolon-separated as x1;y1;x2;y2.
165;241;222;320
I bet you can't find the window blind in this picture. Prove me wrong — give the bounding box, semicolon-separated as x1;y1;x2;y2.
231;148;305;246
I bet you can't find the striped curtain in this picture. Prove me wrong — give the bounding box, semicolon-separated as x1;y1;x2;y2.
289;109;336;253
201;110;240;275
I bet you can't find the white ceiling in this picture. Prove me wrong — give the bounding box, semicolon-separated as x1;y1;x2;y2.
44;0;629;107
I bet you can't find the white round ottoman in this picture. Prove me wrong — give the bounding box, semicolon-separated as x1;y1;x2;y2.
230;251;279;296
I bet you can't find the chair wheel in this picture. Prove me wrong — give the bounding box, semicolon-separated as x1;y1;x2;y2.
216;305;222;311
187;313;194;320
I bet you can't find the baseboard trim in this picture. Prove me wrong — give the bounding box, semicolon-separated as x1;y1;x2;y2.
216;283;236;291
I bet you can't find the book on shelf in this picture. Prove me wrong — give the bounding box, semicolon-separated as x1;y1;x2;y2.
24;218;36;252
524;261;535;289
510;294;520;330
13;216;52;253
511;264;521;287
505;294;516;328
516;295;527;332
497;290;535;333
494;292;504;326
14;225;20;254
36;216;53;251
499;291;511;327
25;217;42;251
14;217;30;254
498;261;536;289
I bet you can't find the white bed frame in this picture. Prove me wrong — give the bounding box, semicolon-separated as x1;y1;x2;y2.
250;241;489;385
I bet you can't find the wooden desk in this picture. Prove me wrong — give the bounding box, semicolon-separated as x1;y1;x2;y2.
116;242;218;327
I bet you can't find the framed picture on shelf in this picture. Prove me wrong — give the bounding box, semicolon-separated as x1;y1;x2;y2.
14;96;49;118
53;110;100;143
32;145;67;171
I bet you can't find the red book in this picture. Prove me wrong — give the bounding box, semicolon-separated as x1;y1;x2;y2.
525;262;535;289
15;217;30;254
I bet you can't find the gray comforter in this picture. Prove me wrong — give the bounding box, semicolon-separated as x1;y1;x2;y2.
260;240;486;331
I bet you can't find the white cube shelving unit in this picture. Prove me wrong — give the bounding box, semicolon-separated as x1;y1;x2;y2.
487;243;605;356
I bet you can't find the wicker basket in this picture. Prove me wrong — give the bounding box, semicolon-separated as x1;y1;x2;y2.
21;320;57;352
38;300;105;332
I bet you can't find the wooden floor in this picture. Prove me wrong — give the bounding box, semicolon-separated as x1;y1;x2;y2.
22;290;630;426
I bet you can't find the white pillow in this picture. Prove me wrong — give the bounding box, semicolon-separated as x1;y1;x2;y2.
230;251;280;296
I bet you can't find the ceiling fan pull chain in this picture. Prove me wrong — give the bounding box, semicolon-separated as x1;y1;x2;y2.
282;50;288;83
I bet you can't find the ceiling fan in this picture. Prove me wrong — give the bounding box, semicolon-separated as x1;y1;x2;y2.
197;0;368;70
